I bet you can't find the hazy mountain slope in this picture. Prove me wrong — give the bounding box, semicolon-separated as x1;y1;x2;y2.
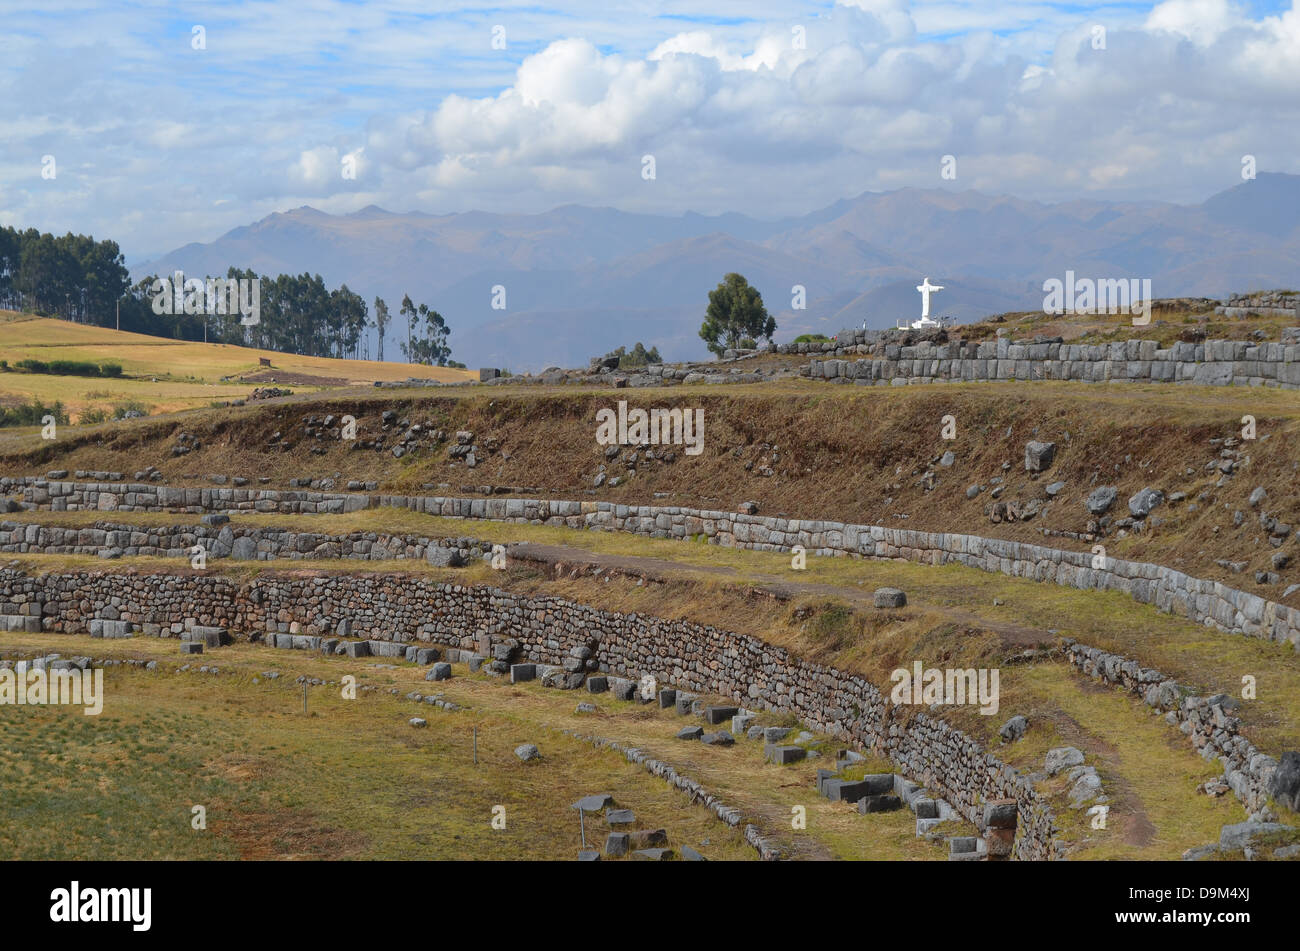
136;174;1300;370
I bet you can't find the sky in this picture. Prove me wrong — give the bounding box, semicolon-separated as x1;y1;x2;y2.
1;0;1298;263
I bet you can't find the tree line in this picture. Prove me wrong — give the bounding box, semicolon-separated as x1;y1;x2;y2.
0;225;460;366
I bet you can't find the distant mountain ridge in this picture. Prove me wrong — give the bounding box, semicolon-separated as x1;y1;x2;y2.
137;173;1300;370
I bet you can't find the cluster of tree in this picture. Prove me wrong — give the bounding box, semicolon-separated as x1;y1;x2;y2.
0;398;68;429
113;268;371;360
601;342;663;369
699;273;775;356
0;226;129;322
2;225;463;366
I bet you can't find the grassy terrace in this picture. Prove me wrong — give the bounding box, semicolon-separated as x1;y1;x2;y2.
6;505;1300;751
3;376;1299;597
0;631;955;861
4;528;1294;857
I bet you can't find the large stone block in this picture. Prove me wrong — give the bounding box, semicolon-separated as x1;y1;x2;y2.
510;663;536;683
704;705;739;725
859;794;903;814
765;744;806;765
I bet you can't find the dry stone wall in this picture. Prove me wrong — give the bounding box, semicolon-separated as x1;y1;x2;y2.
1065;640;1276;816
0;564;1062;860
0;518;496;565
806;333;1300;389
10;477;1299;650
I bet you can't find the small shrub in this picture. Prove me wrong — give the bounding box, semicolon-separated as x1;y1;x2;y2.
112;399;150;420
0;399;68;428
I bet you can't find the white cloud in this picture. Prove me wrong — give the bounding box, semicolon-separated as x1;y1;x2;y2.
2;0;1299;258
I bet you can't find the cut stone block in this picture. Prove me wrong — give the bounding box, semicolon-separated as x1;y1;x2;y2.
873;587;907;608
604;833;629;857
823;779;873;803
510;663;536;683
179;642;203;655
572;794;613;812
676;726;704;740
586;676;609;693
605;809;636;826
658;688;677;709
344;641;370;658
704;705;739;725
913;798;939;819
426;662;452;681
859;795;902;813
765;744;806;765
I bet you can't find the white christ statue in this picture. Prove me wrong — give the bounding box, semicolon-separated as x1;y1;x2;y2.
916;277;944;318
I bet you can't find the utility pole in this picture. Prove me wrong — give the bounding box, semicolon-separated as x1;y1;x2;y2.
116;300;120;332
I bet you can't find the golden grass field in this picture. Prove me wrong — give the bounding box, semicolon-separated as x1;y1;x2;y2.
0;310;475;420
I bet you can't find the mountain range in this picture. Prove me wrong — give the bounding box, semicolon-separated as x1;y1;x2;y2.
137;173;1300;371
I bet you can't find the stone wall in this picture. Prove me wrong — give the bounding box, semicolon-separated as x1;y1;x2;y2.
806;333;1300;389
11;477;1299;650
0;564;1062;860
0;518;496;565
1064;640;1276;816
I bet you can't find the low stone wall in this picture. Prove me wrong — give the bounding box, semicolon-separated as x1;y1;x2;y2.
11;478;1298;650
806;334;1300;389
0;519;496;565
0;564;1062;860
1064;640;1277;816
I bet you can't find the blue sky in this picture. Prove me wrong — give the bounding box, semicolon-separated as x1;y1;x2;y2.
2;0;1298;262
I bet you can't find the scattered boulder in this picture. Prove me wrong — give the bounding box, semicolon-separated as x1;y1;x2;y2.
1024;441;1056;472
1086;486;1118;515
514;743;540;762
408;717;427;728
1128;487;1165;518
1045;746;1084;776
873;587;907;608
998;715;1028;743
